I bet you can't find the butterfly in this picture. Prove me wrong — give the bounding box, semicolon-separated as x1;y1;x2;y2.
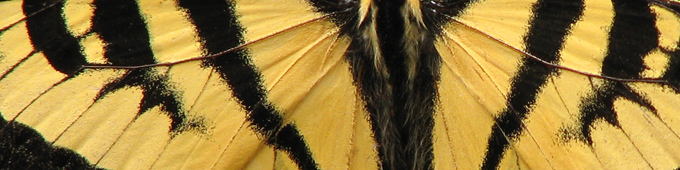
1;0;680;169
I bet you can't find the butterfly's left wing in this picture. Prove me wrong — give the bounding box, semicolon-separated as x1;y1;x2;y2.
0;0;378;169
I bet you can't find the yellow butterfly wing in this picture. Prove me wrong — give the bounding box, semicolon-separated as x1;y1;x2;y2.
0;0;376;169
434;0;680;169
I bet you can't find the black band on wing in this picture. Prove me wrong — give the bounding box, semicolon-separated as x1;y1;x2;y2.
481;0;584;169
14;0;205;168
571;0;658;144
664;47;680;90
177;0;318;169
7;1;96;169
23;0;86;75
0;112;101;169
91;0;202;135
662;0;680;90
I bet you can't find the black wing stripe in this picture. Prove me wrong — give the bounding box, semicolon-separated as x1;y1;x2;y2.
92;0;154;66
23;0;86;75
91;0;199;134
662;0;680;91
14;0;98;168
573;0;659;144
177;0;318;169
481;0;585;169
0;112;100;169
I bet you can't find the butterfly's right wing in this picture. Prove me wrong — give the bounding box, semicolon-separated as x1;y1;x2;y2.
432;0;680;169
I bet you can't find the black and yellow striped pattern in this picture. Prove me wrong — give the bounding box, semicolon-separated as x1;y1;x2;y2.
1;0;680;169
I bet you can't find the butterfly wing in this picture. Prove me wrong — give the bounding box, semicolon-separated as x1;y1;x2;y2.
0;0;377;169
434;0;680;169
